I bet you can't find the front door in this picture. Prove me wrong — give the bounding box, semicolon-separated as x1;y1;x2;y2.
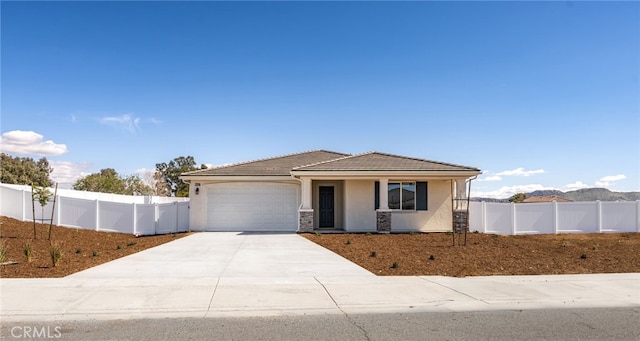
319;186;335;228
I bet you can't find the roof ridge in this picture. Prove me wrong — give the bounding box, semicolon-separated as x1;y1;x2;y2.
183;149;349;175
369;151;480;171
291;152;363;169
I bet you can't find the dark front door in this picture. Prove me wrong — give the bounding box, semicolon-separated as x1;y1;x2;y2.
319;186;335;228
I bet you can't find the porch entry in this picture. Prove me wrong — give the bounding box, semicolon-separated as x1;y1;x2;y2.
319;186;335;228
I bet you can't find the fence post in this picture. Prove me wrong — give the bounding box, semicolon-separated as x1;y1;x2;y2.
21;189;27;221
175;202;179;233
511;203;516;235
56;195;61;226
155;203;159;235
481;202;487;233
133;202;137;235
597;200;602;233
95;199;100;231
553;201;558;234
636;200;640;233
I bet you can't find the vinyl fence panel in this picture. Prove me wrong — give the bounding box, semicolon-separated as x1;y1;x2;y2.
557;202;599;233
514;203;554;234
601;201;637;232
135;204;157;236
58;197;98;230
483;202;513;235
98;201;134;234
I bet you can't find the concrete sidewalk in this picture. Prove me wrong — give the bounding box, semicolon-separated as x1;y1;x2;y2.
1;233;638;321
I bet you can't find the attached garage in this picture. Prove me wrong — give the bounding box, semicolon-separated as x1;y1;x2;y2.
206;182;300;232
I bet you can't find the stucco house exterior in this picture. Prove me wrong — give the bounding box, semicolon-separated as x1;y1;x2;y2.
180;150;481;233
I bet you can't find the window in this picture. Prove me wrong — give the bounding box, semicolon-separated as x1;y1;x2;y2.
375;181;427;211
388;182;415;210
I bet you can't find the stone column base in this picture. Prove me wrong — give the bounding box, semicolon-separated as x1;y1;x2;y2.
453;210;468;233
298;209;314;233
376;210;391;232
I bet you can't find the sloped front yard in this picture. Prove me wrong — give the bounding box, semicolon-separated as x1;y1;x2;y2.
302;232;640;277
0;216;191;278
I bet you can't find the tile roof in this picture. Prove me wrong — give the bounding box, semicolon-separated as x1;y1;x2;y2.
292;152;481;172
182;150;481;177
182;150;349;176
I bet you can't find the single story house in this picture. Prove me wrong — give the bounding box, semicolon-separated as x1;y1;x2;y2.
522;196;573;203
180;150;481;233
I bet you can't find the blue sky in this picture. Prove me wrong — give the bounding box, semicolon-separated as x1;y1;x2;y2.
1;1;638;198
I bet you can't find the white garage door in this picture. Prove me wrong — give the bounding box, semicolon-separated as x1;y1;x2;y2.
206;182;299;231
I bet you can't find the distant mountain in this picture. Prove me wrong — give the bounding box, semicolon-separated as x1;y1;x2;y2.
472;188;640;202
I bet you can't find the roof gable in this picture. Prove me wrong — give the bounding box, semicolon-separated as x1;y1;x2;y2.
183;150;349;177
292;152;480;172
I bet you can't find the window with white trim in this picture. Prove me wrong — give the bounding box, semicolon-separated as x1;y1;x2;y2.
388;182;416;210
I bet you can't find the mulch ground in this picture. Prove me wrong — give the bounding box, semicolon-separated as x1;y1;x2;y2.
302;231;640;277
2;215;639;278
0;216;191;278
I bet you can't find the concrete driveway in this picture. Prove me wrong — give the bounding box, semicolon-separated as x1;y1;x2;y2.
1;232;638;322
68;232;374;279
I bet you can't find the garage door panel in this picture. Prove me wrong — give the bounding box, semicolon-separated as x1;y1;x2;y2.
206;183;299;231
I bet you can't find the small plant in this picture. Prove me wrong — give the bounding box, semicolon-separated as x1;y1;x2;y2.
365;232;372;236
23;243;34;263
391;262;399;269
127;241;137;247
92;250;99;257
445;231;453;236
0;241;7;263
75;248;83;254
370;251;377;257
429;255;435;261
49;241;62;267
345;239;351;245
580;253;587;259
116;244;122;250
409;231;417;235
315;231;322;236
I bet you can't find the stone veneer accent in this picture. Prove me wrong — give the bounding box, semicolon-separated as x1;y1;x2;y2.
298;210;314;233
376;210;391;232
453;210;468;233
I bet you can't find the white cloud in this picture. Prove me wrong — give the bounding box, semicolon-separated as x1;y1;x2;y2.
595;174;626;187
100;114;141;133
563;181;589;191
49;161;93;188
0;130;68;156
471;184;556;199
496;168;545;177
480;175;502;182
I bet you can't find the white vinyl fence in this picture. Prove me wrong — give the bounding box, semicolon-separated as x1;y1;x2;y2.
0;184;189;236
469;201;640;235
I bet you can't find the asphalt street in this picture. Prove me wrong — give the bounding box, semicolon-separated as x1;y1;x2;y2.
2;308;639;341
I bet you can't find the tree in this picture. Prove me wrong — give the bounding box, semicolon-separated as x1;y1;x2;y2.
0;153;53;186
73;168;154;195
509;193;527;203
155;156;206;197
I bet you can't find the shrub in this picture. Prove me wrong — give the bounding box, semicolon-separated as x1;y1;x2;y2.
580;253;587;259
117;244;122;250
23;243;34;263
391;262;399;269
429;255;435;261
49;241;63;267
75;248;83;254
92;250;99;257
345;239;351;245
370;251;377;257
314;231;322;236
127;241;137;247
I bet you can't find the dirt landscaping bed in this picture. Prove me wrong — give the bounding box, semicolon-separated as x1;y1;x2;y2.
2;215;638;278
0;216;191;278
302;231;640;277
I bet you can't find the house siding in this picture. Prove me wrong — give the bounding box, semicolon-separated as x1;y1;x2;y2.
391;180;452;232
344;180;377;232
